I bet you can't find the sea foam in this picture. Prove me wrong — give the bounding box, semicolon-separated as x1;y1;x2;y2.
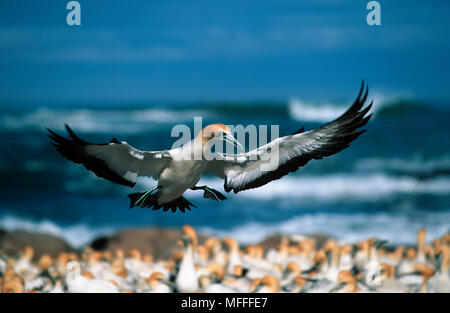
0;215;115;248
199;211;450;245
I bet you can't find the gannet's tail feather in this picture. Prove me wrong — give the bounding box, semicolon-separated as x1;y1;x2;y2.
128;189;196;213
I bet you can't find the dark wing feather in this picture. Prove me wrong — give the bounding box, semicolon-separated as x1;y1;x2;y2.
48;125;170;187
207;81;373;193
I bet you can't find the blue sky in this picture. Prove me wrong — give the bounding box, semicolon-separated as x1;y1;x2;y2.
0;0;449;105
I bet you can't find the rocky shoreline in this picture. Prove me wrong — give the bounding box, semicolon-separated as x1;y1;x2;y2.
0;227;333;260
0;229;77;258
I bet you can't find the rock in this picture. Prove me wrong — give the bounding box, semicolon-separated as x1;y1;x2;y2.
90;227;186;260
0;229;76;259
255;234;283;251
253;232;333;251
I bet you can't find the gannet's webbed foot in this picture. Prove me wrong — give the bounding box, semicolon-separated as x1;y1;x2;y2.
191;185;227;201
128;186;161;209
128;187;196;213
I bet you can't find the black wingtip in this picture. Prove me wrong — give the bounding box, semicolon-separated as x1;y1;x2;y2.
47;128;58;138
291;126;305;136
357;80;365;101
47;125;137;188
361;84;369;106
110;137;120;144
64;124;86;143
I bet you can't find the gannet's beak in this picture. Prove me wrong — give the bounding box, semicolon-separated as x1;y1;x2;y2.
435;252;442;273
181;236;191;246
252;282;265;293
329;281;346;293
373;239;388;249
325;250;332;265
157;277;175;289
221;132;244;152
281;281;295;292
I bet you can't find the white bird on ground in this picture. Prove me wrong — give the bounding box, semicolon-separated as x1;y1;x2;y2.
65;261;119;293
48;82;372;212
14;246;36;277
175;226;199;292
249;275;280;293
223;237;242;275
427;245;450;292
147;272;172;293
0;257;7;274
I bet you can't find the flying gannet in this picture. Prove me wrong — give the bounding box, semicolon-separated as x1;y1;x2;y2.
48;82;373;213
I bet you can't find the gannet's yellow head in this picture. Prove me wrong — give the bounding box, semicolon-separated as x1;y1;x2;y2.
197;123;244;152
323;240;339;255
313;249;326;265
244;245;264;259
233;265;248;277
102;251;113;261
417;228;426;246
39;254;53;271
330;271;359;293
435;244;449;273
250;276;279;293
441;233;450;245
1;278;24;293
181;224;198;246
223;237;239;253
413;263;435;279
89;251;103;264
285;262;301;276
338;275;359;293
260;275;280;293
172;250;184;263
197;245;210;262
148;272;166;288
293;277;307;289
406;247;416;260
205;237;221;252
82;271;94;279
379;263;394;280
340;244;353;256
337;270;353;282
128;248;142;261
249;278;261;292
112;259;128;277
143;253;153;263
201;124;229;141
207;263;225;281
298;239;316;257
21;246;34;261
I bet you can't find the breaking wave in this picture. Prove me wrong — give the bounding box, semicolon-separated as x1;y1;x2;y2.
0;215;115;248
185;173;450;202
287;93;431;122
200;211;450;245
356;155;450;179
1;94;438;135
0;107;209;134
195;173;450;201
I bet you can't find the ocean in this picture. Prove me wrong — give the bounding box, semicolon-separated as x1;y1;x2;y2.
0;96;449;248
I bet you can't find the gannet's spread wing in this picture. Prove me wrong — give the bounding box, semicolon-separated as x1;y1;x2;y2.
48;125;171;187
207;82;373;193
